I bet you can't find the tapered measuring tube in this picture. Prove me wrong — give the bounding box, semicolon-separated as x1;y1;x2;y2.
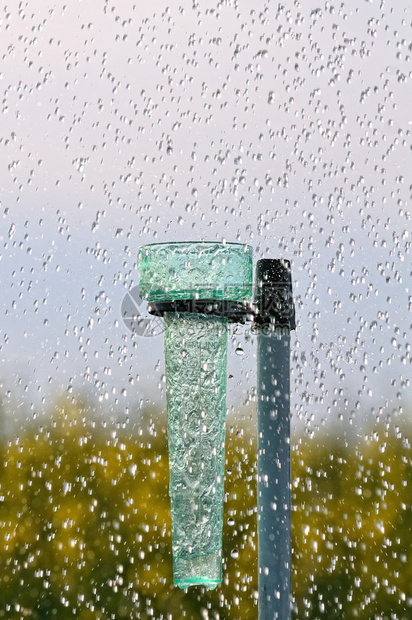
138;241;253;589
255;259;295;620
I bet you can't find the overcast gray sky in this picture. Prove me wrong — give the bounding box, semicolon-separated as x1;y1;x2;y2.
1;0;410;434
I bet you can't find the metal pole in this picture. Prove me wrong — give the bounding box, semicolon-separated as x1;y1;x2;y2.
255;259;295;620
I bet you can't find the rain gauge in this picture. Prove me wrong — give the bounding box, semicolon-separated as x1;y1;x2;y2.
138;241;295;619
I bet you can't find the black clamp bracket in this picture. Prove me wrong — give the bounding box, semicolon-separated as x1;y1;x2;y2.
147;259;296;330
148;299;256;324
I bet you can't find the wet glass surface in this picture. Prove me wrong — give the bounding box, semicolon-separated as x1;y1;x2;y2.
0;0;410;617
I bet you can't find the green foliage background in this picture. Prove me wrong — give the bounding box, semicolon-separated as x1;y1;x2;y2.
0;397;411;619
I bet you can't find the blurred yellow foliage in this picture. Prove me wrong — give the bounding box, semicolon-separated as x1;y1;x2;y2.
0;397;411;619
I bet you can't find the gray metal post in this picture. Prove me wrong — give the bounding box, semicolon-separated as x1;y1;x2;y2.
255;259;295;620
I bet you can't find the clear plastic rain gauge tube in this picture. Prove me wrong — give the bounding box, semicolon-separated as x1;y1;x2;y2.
138;242;253;589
